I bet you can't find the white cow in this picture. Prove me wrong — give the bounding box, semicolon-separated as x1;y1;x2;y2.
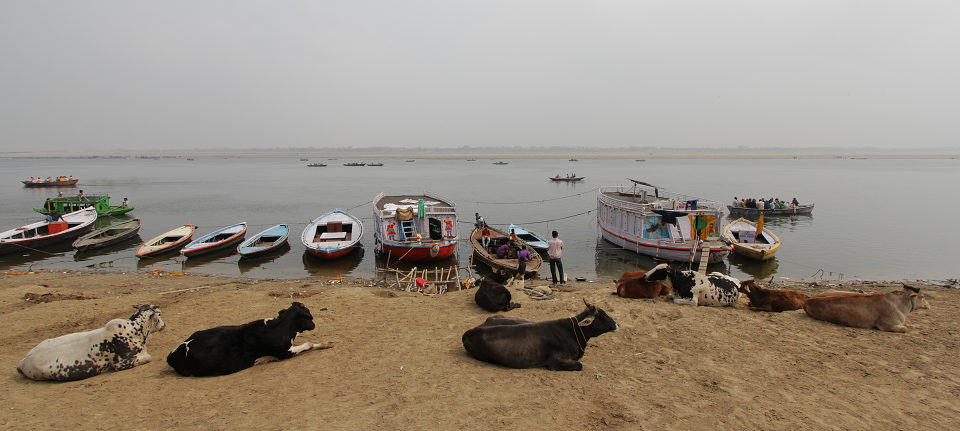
645;264;741;307
17;305;165;381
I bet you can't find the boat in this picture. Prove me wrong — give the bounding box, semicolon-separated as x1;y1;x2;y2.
727;203;814;216
0;207;98;255
493;161;508;165
466;159;477;161
22;177;78;187
135;224;196;258
238;223;290;258
34;194;134;217
299;158;309;161
181;222;247;258
368;162;384;167
373;192;458;262
72;219;141;252
405;159;416;162
507;224;549;251
597;179;732;264
470;226;543;278
549;176;585;182
721;217;781;261
307;163;327;167
569;158;578;161
344;162;366;167
302;210;363;259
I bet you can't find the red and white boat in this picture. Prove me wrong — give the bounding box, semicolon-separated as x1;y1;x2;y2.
302;210;363;259
181;222;247;258
373;192;458;263
136;224;196;258
0;207;97;255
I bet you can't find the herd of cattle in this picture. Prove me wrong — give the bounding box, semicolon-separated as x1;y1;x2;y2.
15;262;929;381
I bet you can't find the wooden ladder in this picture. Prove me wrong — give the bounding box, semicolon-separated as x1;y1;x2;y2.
697;247;710;276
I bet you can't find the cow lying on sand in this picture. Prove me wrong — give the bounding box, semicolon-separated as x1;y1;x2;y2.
643;263;741;306
614;269;671;299
739;279;809;312
474;277;521;312
166;302;331;376
17;305;165;381
803;284;929;332
461;299;618;371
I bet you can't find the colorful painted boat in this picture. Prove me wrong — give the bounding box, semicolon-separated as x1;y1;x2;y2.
136;224;196;258
507;224;549;251
727;203;814;217
0;207;97;255
373;192;458;263
34;194;134;216
597;179;731;264
722;217;781;261
238;223;290;258
302;210;362;259
470;226;543;279
73;219;141;252
181;222;247;258
22;177;78;187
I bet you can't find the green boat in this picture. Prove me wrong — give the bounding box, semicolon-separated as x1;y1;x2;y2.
34;195;135;217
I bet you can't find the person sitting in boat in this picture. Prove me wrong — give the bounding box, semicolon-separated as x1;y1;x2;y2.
77;190;86;200
121;197;129;207
46;210;63;222
496;243;510;259
732;197;739;207
57;191;64;198
481;226;491;248
474;212;486;229
791;197;799;208
555;174;560;178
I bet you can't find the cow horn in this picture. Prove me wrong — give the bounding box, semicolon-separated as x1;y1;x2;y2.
902;284;921;293
582;298;596;311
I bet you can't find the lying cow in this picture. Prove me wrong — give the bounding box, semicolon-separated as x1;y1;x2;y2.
803;284;929;332
614;269;671;299
17;305;165;381
644;263;741;307
739;279;809;312
474;277;521;312
166;301;331;376
461;299;618;371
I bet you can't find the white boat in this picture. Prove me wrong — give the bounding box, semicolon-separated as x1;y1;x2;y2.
136;224;196;258
507;224;549;251
302;210;363;259
722;217;781;261
597;179;731;264
0;207;98;255
373;192;458;262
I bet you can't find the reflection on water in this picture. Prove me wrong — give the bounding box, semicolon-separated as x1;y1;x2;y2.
594;239;728;280
73;235;142;262
237;243;291;274
181;247;241;271
0;242;75;270
727;254;780;281
302;248;365;277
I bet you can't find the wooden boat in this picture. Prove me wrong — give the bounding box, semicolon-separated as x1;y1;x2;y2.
549;176;585;182
405;159;415;162
569;158;578;161
721;217;781;261
368;162;384;167
344;162;366;166
181;222;247;258
307;163;327;167
302;210;363;259
597;179;731;264
470;226;543;278
136;224;196;258
373;192;458;262
493;161;508;165
238;223;290;258
0;207;98;255
34;194;134;216
507;224;549;251
72;218;141;252
22;177;78;187
727;203;814;216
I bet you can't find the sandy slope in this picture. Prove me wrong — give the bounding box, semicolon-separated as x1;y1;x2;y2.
1;272;957;430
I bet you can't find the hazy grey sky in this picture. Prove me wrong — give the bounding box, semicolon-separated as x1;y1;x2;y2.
1;1;958;151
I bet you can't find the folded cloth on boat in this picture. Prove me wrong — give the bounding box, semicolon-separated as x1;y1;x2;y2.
395;207;414;221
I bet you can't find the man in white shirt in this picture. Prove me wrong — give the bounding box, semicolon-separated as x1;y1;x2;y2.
547;230;564;285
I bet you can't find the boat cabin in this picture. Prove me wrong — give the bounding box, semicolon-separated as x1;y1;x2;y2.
374;193;457;244
598;180;725;245
37;195;124;216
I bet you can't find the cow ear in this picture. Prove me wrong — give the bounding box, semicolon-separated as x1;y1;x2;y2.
578;316;595;326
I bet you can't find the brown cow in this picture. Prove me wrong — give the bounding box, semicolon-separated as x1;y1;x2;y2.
802;284;929;332
614;269;671;299
739;280;809;312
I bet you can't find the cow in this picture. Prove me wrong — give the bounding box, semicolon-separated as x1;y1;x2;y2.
614;269;671;299
166;301;331;376
474;277;521;312
803;284;929;332
644;263;741;307
739;279;809;312
17;305;165;381
461;299;618;371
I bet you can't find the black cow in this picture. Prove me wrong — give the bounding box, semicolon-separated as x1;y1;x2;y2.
461;299;618;371
166;302;331;376
474;277;521;312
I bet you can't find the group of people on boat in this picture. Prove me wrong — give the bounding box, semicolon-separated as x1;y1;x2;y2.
28;175;74;183
554;173;577;179
733;196;800;210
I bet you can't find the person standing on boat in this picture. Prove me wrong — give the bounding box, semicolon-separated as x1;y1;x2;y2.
121;197;129;207
733;197;739;207
548;230;564;285
791;197;799;208
77;189;86;201
516;246;532;279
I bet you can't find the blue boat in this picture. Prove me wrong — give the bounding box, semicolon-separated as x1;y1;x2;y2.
237;223;290;258
507;224;549;251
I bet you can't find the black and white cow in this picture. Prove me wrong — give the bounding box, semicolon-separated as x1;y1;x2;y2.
645;263;741;307
474;277;521;312
166;301;331;377
461;299;619;371
17;305;165;381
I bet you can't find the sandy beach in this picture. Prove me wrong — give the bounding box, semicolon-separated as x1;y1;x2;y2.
1;271;957;430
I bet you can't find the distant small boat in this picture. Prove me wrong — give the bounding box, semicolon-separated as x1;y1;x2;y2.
238;223;290;258
466;159;477;161
136;224;196;258
302;210;363;259
22;177;78;188
493;161;508;165
635;159;646;162
722;217;781;261
299;158;309;161
405;159;415;162
368;162;384;167
549;176;585;182
73;219;141;252
507;224;549;251
181;222;247;258
0;207;98;255
569;158;578;161
344;162;366;167
307;163;327;167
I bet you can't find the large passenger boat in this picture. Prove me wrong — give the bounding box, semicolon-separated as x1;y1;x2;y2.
597;179;731;264
373;192;458;262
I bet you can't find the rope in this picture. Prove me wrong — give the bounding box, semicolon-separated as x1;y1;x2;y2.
469;188;598;205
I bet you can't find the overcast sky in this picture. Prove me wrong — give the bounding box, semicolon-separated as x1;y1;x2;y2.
1;1;958;152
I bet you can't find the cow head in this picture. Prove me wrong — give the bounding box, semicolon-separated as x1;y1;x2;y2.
739;279;756;294
281;301;316;332
902;284;930;310
130;304;165;332
575;299;619;334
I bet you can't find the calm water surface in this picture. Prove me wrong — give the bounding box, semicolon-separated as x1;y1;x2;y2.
1;156;956;282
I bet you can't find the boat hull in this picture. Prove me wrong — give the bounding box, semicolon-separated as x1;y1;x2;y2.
182;235;246;257
73;219;141;252
238;224;290;258
22;179;78;187
379;240;456;262
598;225;730;264
182;223;247;258
0;208;97;255
305;245;358;260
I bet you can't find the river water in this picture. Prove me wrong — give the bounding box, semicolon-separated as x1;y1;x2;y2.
1;156;956;282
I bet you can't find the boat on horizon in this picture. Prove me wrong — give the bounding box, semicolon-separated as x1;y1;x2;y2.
302;210;363;259
73;218;141;252
307;163;327;167
136;224;196;258
373;192;458;263
181;222;247;258
0;207;98;255
493;161;508;165
22;176;78;188
344;162;366;167
549;175;585;182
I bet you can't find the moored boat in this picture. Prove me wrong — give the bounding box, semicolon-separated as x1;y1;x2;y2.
722;217;781;261
373;192;458;263
597;179;731;264
73;219;141;252
549;176;585;182
343;162;366;166
307;163;327;167
470;226;543;278
34;194;134;216
136;224;196;258
181;222;247;258
0;207;98;255
22;176;78;187
238;223;290;258
493;161;508;165
727;203;814;217
302;211;363;259
507;224;549;251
